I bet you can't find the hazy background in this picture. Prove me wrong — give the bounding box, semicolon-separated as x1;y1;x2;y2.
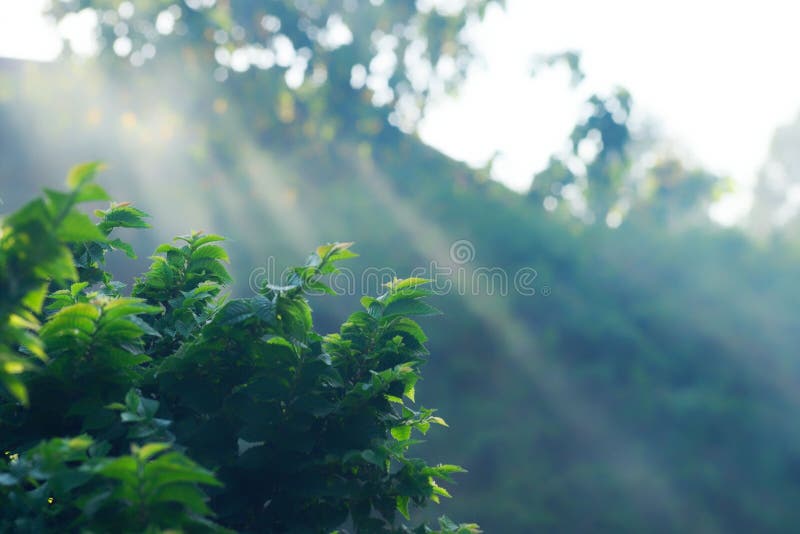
5;0;800;221
2;1;800;532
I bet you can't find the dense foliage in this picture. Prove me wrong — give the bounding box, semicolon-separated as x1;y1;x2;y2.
0;166;477;533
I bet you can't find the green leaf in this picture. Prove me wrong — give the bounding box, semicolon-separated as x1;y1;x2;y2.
391;425;412;441
191;244;229;263
100;298;161;322
404;384;416;403
1;353;33;375
360;296;378;310
70;282;89;296
0;372;28;405
44;188;73;218
11;329;46;360
74;183;111;203
397;495;411;520
388;318;428;345
144;452;222;487
213;300;254;325
94;456;138;485
155;243;180;254
432;484;452;499
43;245;79;283
21;283;49;313
149;482;212;515
66;161;104;189
109;238;136;258
190;233;226;247
316;241;355;260
383;299;442;318
252;295;276;323
135;442;171;461
384;277;432;291
56;211;106;243
39;302;101;349
96;204;151;231
433;464;466;475
430;416;448;427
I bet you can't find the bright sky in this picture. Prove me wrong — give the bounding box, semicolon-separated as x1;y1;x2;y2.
0;0;60;60
419;0;800;222
2;0;800;223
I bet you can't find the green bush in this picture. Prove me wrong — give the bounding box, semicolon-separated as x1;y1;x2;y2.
0;164;477;533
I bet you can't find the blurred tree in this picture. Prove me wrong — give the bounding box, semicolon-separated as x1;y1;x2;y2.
529;87;633;223
528;52;724;228
50;0;501;135
528;51;633;222
531;49;584;86
571;89;632;220
630;157;728;229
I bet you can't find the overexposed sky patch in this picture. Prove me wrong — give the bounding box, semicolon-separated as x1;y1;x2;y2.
420;0;800;222
0;0;60;61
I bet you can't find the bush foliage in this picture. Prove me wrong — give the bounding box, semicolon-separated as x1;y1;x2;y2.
0;164;476;533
